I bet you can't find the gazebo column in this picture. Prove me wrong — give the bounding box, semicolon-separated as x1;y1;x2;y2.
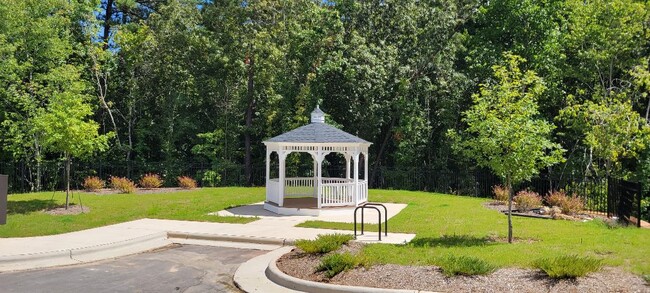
316;148;324;208
265;149;271;202
353;152;360;206
311;153;318;198
344;154;351;179
363;152;368;181
278;151;287;207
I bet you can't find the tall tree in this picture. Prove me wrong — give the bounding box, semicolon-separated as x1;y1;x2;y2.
449;53;564;243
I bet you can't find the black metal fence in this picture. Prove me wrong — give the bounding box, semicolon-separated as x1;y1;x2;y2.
1;160;647;222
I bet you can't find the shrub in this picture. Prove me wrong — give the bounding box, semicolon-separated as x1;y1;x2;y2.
545;190;584;215
545;190;567;207
139;173;163;189
514;190;542;212
177;176;197;189
492;185;510;203
315;252;365;278
534;255;602;279
110;176;137;194
295;234;354;254
432;255;496;277
83;176;104;191
200;170;221;187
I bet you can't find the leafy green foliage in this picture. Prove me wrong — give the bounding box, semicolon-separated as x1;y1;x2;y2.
431;255;496;277
534;255;603;279
315;252;366;278
295;234;354;255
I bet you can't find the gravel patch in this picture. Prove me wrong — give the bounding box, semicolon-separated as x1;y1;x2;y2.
78;187;194;195
43;204;90;215
277;245;650;293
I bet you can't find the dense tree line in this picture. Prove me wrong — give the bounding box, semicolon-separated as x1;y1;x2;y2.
1;0;649;191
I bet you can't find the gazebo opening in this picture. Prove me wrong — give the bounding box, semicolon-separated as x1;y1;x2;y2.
263;106;371;214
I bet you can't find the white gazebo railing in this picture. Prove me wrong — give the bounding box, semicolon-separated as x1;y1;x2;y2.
266;177;368;207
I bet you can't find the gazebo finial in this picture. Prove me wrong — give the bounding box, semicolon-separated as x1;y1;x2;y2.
311;105;325;124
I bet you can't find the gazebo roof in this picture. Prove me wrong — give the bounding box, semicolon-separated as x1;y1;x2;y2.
264;106;370;144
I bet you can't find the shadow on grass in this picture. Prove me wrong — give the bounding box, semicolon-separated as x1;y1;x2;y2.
7;199;56;215
409;235;493;247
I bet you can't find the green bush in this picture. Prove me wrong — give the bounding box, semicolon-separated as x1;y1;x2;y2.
295;234;354;254
514;190;542;212
534;255;602;279
200;170;221;187
315;252;365;278
432;255;496;277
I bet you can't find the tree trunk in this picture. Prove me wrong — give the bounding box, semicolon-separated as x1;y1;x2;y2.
244;55;255;186
34;136;41;192
103;0;114;49
506;176;513;244
65;154;71;210
370;116;396;187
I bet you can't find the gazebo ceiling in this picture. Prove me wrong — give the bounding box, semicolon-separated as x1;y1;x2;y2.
264;106;370;145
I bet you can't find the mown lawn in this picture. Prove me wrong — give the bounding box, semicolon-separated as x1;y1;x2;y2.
297;190;650;275
0;187;265;237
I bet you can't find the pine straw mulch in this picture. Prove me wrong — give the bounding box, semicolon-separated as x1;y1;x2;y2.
276;244;649;293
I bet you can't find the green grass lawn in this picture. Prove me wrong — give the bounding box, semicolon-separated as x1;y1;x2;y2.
297;190;650;275
0;187;265;237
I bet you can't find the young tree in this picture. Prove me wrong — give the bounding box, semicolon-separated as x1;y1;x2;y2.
449;53;564;243
33;65;112;209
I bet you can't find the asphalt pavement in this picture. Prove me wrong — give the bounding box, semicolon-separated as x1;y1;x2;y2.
0;244;266;293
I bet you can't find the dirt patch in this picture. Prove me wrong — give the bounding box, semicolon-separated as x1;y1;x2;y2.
483;202;598;222
78;187;194;195
43;204;90;215
277;245;650;292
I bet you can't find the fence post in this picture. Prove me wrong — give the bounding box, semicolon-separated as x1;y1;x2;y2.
0;174;7;225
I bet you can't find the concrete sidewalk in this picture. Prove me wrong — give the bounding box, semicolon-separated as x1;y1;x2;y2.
0;217;415;272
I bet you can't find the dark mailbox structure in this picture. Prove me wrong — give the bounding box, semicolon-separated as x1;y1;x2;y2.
0;175;7;225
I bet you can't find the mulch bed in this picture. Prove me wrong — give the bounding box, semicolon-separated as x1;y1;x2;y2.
277;245;650;293
43;204;90;215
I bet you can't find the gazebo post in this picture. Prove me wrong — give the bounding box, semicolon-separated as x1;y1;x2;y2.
316;147;323;208
353;152;360;206
265;149;271;194
363;152;368;181
312;153;318;198
278;151;287;207
345;154;351;179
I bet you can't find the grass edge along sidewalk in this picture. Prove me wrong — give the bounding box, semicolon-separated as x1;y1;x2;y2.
2;187;649;277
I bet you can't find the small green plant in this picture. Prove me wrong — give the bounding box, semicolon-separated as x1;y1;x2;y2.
139;173;163;189
200;170;221;187
492;185;510;203
643;274;650;285
432;255;496;277
177;176;197;189
514;190;542;212
83;176;104;191
534;255;602;279
315;252;365;278
110;176;136;194
295;234;354;254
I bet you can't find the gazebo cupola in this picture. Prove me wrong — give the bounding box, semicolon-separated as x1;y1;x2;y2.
263;106;371;214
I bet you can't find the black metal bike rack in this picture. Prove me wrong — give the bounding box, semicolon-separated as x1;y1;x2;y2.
354;203;388;241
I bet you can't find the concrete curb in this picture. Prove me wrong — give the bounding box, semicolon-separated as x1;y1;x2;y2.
0;232;171;272
167;231;295;246
264;248;437;293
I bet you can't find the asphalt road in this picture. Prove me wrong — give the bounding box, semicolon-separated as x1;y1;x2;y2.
0;244;266;293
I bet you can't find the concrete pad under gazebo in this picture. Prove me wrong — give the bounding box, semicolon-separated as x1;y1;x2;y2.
263;106;372;215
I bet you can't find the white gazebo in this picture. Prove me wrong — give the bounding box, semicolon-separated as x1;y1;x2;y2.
263;106;372;215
